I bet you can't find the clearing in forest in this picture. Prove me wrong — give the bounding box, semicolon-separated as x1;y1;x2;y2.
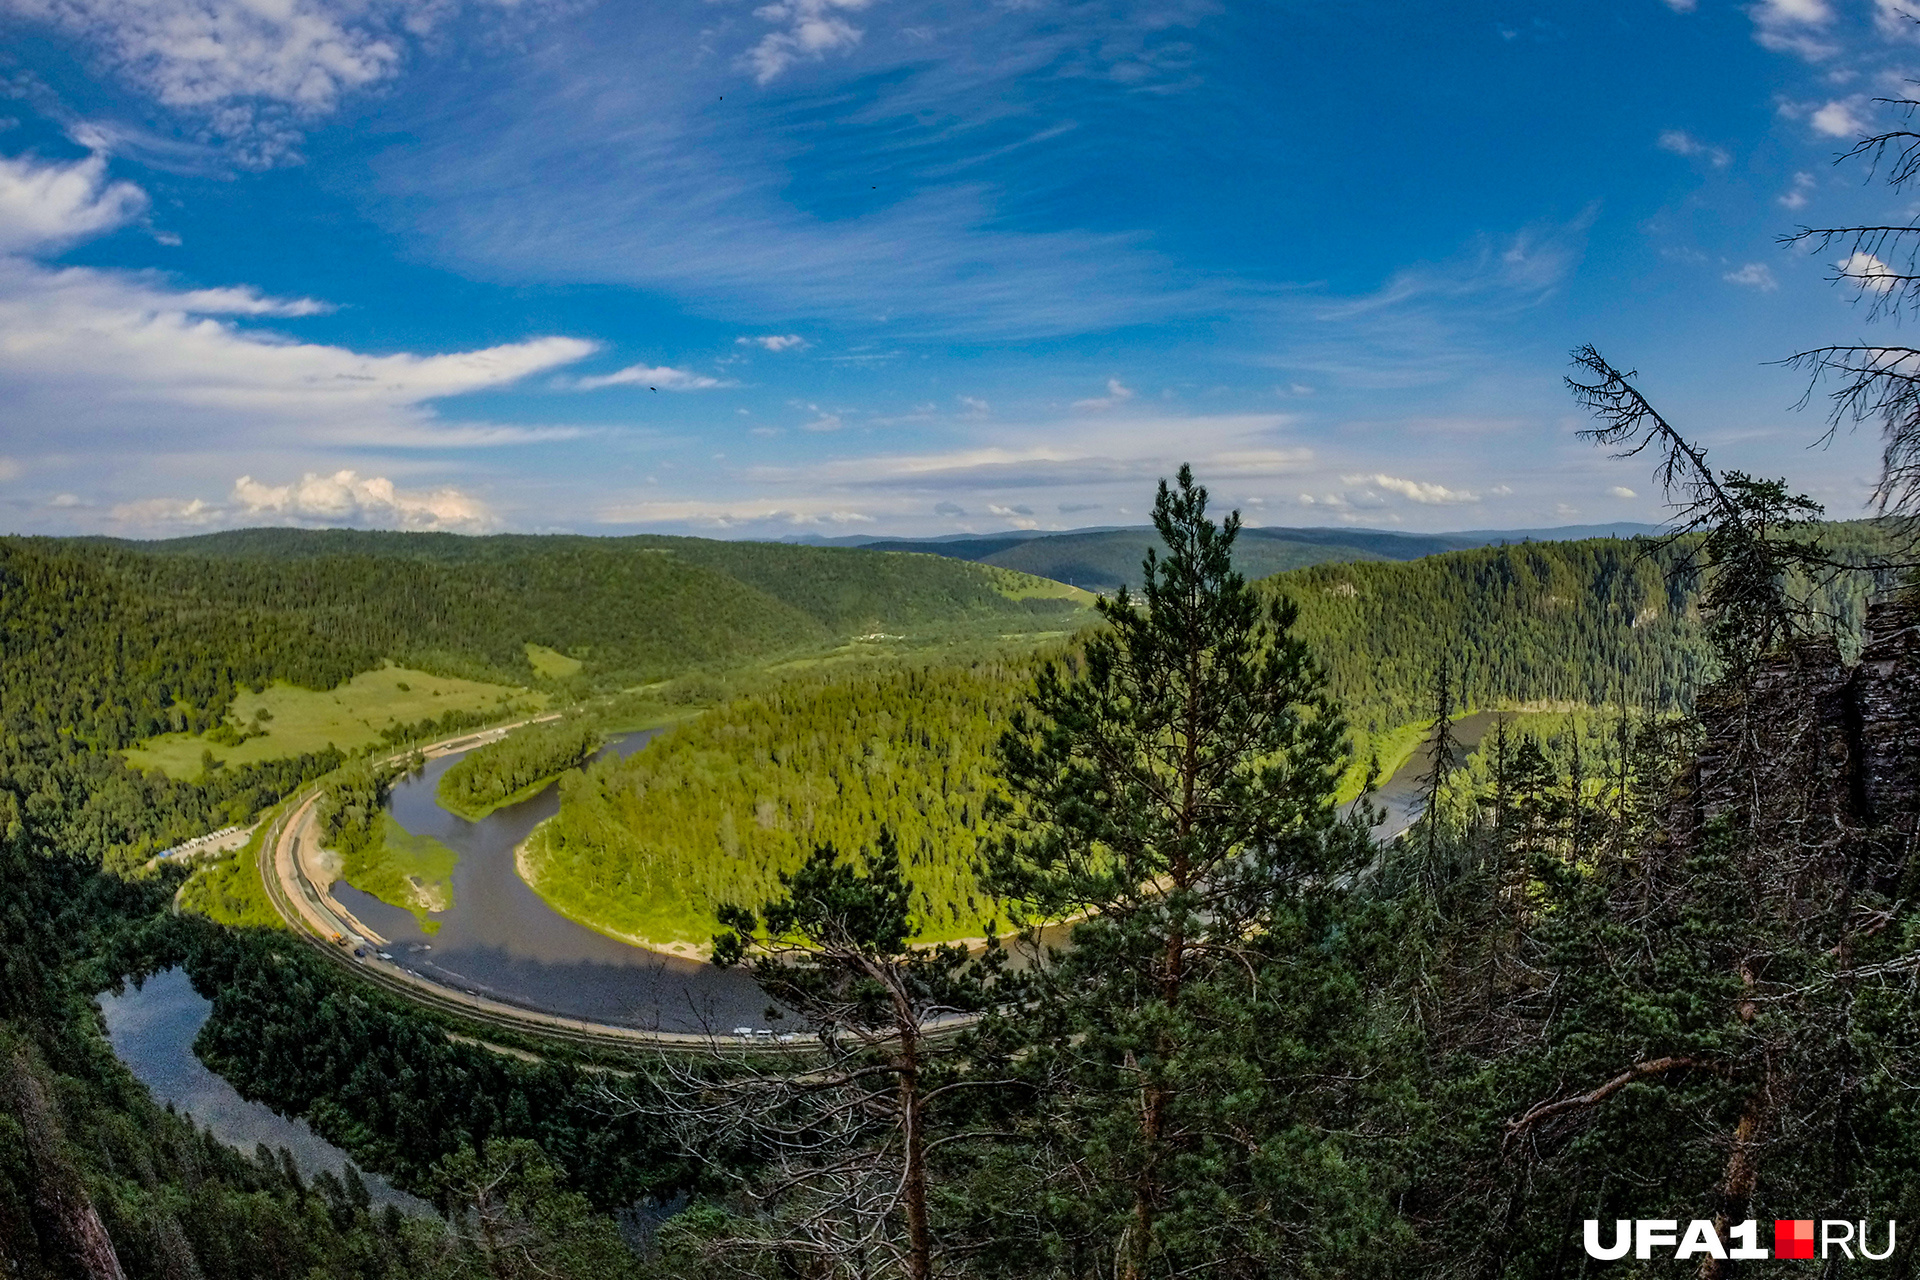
122;664;545;779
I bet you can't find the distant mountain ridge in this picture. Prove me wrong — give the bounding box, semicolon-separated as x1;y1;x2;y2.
850;522;1664;592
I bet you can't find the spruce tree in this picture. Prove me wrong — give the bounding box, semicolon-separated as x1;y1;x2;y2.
1414;653;1461;884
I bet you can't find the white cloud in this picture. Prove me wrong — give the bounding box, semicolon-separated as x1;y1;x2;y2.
802;413;845;431
1342;473;1481;504
745;0;871;84
0;1;562;164
1608;485;1637;499
1875;0;1920;38
746;415;1309;497
1840;250;1899;293
1663;0;1697;11
1751;0;1839;60
957;395;990;416
1779;171;1817;209
1072;378;1136;410
1724;262;1779;290
232;470;495;531
0;151;148;253
567;363;729;391
0;249;597;449
1657;129;1730;167
111;495;222;527
737;333;809;351
0;455;20;481
1811;97;1869;137
1;0;403;110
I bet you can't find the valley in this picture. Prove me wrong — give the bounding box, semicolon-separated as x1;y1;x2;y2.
4;505;1909;1279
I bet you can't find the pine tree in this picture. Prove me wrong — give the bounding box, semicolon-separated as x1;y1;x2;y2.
987;465;1379;1278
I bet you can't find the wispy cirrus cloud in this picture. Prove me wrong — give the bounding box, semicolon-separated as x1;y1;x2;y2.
0;0;571;163
368;0;1228;339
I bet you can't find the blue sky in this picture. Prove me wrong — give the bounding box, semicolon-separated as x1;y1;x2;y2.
0;0;1914;538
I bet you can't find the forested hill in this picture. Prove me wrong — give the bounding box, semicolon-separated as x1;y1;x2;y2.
40;528;1091;688
1271;521;1897;740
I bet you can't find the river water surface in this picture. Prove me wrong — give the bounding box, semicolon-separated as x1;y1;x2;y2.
102;712;1505;1189
1366;710;1498;838
331;731;768;1033
97;969;428;1211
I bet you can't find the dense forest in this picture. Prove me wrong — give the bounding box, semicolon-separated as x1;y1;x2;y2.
437;719;604;820
97;528;1089;685
1276;520;1898;739
527;661;1027;946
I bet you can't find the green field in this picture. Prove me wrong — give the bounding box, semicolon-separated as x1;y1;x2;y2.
339;812;461;931
122;665;544;779
524;642;583;679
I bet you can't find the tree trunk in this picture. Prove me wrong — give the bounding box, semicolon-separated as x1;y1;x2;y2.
894;1008;933;1280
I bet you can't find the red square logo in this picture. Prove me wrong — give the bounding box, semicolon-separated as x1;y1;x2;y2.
1775;1220;1816;1260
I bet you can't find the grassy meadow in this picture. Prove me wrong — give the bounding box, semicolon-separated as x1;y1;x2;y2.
340;813;461;931
122;664;544;779
524;642;584;679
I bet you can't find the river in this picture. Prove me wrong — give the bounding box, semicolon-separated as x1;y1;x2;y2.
1366;710;1500;838
96;968;429;1211
101;712;1498;1190
324;716;1493;1034
329;731;769;1034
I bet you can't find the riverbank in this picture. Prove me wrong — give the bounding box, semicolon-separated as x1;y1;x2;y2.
513;827;710;960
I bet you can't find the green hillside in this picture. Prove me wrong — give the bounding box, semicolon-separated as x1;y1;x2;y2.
121;527;1092;641
1281;520;1894;741
0;529;1090;862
